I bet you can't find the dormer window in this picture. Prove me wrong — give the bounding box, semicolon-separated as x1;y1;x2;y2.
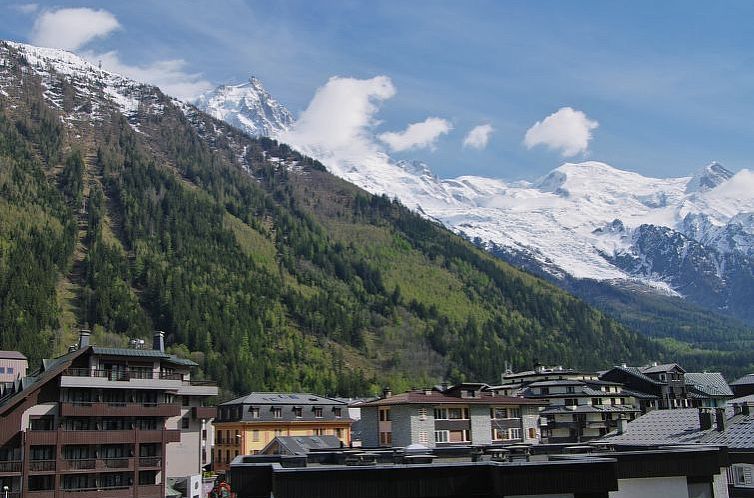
566;386;575;393
248;406;259;418
313;407;323;418
271;407;282;419
293;407;302;418
333;407;342;418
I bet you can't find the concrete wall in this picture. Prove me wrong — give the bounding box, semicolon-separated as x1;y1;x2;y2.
360;406;379;448
469;405;491;445
166;401;202;480
389;405;414;447
712;470;730;498
522;406;540;443
609;476;689;498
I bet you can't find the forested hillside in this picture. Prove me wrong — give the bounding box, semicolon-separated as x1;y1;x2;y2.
0;41;739;398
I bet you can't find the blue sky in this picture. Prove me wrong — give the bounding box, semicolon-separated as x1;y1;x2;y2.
4;1;754;180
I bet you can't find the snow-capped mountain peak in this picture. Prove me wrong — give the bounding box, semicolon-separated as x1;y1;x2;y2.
686;161;734;193
193;76;294;138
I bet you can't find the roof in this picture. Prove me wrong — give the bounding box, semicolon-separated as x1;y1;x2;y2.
359;390;544;407
684;372;733;398
602;366;662;386
261;435;342;455
0;351;27;360
91;347;170;358
619;388;659;400
730;374;754;386
541;405;640;415
640;363;685;374
220;392;346;406
599;407;754;450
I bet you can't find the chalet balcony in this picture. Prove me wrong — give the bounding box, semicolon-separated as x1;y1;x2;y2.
60;368;183;390
59;458;134;472
193;405;217;419
60;486;131;498
28;460;56;472
138;456;162;468
26;492;53;498
60;402;180;418
0;459;21;474
26;429;180;445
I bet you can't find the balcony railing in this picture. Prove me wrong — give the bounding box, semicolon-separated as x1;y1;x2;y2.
60;402;180;418
138;456;162;468
60;486;131;498
26;429;180;445
193;406;217;419
62;368;182;381
29;459;56;472
61;458;96;470
0;460;21;473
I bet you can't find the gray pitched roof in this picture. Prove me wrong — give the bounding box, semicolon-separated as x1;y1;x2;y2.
640;363;685;374
730;374;754;386
261;435;342;455
599;407;754;450
541;405;639;415
91;347;170;358
684;372;733;397
220;392;346;407
0;351;27;360
607;366;662;385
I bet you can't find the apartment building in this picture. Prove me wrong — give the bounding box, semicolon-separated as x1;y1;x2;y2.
359;383;544;448
493;366;643;443
0;330;217;498
212;393;351;472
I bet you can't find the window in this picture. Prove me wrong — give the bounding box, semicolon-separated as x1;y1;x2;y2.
7;367;13;374
313;407;323;418
202;429;207;440
434;407;468;420
566;386;575;393
540;387;550;395
271;407;282;419
216;450;222;464
508;428;522;440
591;398;602;406
252;430;259;442
528;427;536;439
335;428;343;438
491;407;521;419
0;367;5;373
182;396;190;407
333;407;342;418
181;417;190;429
379;408;391;421
565;398;578;407
731;464;753;486
234;430;240;444
314;428;325;436
216;430;223;444
434;430;449;443
379;432;392;446
418;407;428;420
249;406;259;418
610;398;617;406
293;407;302;418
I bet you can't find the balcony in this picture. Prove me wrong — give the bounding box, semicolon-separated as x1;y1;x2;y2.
60;486;131;498
28;460;56;472
0;460;21;474
60;402;180;418
138;456;162;468
193;406;217;419
26;429;180;445
60;369;183;390
177;380;218;397
26;492;52;498
59;458;134;472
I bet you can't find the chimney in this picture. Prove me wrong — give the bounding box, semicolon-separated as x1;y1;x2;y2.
698;408;713;430
616;417;628;435
441;381;449;392
78;330;91;349
714;407;726;432
382;387;392;399
153;331;165;353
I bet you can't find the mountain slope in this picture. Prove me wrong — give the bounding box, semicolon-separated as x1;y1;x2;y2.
1;41;691;395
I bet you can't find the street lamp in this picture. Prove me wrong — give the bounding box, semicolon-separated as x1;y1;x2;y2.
3;484;10;498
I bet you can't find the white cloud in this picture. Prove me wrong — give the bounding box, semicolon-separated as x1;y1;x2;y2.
378;117;452;152
13;3;38;14
463;123;494;150
280;75;396;168
524;107;598;157
31;8;120;51
81;50;213;101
